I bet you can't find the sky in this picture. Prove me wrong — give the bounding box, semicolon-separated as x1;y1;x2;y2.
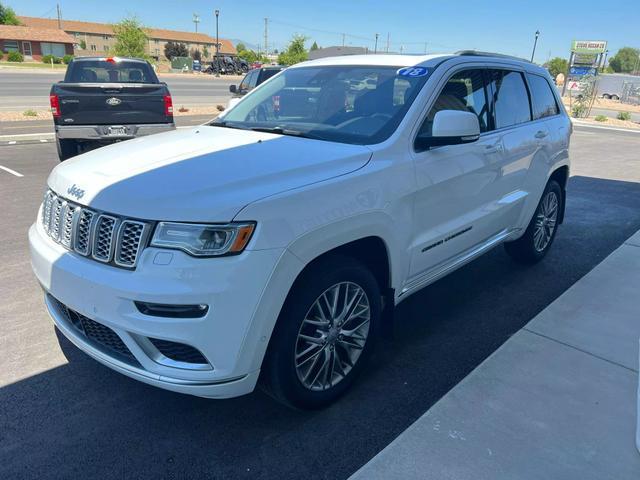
8;0;638;62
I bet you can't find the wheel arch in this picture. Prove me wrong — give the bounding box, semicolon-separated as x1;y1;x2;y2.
549;165;569;224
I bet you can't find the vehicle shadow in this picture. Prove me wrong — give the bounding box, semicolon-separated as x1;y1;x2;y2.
2;175;640;480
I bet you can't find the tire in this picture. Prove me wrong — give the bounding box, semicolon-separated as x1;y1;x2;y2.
611;95;620;101
261;255;382;409
602;94;611;99
56;138;78;161
504;180;562;264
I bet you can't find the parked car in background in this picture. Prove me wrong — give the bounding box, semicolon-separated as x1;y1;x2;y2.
50;57;175;161
31;52;570;409
226;65;285;110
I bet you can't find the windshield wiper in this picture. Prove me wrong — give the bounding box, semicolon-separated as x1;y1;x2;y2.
248;126;323;140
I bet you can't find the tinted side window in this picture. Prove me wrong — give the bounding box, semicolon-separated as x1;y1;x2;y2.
419;69;489;136
527;73;559;120
239;71;254;91
248;70;259;88
488;70;531;129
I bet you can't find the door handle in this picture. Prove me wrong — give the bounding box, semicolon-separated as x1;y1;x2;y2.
534;130;548;139
485;144;503;154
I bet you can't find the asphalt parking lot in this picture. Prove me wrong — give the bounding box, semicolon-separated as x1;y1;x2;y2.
1;125;639;479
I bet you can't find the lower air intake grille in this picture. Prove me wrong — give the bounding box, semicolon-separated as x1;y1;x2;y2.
49;295;138;365
149;338;208;364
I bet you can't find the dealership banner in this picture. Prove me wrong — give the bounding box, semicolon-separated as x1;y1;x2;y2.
571;41;607;54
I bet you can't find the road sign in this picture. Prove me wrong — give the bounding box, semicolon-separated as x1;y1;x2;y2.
569;66;597;76
571;40;607;54
567;80;582;91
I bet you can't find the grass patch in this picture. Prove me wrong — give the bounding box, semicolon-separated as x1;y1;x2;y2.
617;111;632;121
23;109;38;117
0;61;67;70
594;115;608;122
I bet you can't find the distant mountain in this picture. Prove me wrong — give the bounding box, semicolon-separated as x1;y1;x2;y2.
229;39;261;52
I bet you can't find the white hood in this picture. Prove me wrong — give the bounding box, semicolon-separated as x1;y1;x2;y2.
48;126;372;222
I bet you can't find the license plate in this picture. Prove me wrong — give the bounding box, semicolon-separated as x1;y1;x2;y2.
107;126;127;136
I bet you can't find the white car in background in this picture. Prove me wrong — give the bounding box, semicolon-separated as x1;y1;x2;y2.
30;52;571;408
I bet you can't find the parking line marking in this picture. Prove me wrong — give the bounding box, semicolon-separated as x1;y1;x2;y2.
0;165;24;177
8;141;16;145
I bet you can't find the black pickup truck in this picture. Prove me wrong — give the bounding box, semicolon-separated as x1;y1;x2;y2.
50;57;175;160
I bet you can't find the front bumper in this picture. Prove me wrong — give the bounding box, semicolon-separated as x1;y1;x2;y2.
55;123;175;141
29;221;298;399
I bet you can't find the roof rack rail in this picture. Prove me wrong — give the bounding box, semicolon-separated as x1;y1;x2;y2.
454;50;531;63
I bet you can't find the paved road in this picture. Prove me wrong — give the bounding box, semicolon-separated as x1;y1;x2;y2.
0;69;237;111
1;126;639;479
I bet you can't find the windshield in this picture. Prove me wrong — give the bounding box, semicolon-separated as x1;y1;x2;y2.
65;60;158;84
213;65;431;145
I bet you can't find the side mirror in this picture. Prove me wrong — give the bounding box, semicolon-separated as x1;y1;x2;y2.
415;110;480;150
229;84;237;93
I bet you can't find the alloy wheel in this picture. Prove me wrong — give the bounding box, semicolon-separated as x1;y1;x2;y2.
294;282;371;391
533;190;559;252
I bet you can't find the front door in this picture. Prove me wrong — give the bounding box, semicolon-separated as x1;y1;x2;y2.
22;41;32;58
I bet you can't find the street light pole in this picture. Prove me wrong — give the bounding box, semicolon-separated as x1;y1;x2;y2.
530;30;540;63
215;9;220;77
374;33;379;54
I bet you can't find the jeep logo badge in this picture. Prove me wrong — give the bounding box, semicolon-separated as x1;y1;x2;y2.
67;184;85;200
106;97;121;106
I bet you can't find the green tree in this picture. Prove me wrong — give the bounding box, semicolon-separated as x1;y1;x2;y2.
191;48;201;61
0;2;20;25
79;39;87;50
310;41;319;51
608;47;640;73
278;34;308;66
112;17;149;59
203;45;209;59
545;57;568;78
236;43;246;53
164;41;188;60
238;48;258;63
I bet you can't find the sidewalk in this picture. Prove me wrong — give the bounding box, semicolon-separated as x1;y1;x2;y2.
351;231;640;480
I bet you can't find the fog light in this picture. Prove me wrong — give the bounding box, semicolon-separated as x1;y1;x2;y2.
135;302;209;318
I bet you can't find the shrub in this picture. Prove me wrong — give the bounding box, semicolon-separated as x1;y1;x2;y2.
42;54;62;64
62;54;74;64
7;51;23;62
23;109;38;117
594;115;608;122
617;111;632;121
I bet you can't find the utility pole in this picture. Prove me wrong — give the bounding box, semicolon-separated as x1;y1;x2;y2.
386;33;390;53
530;30;540;63
193;13;200;33
264;18;268;57
56;3;62;29
400;45;404;54
215;10;220;77
424;42;428;54
342;33;345;47
374;33;379;54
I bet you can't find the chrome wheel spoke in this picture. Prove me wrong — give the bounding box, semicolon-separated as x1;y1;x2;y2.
295;281;371;391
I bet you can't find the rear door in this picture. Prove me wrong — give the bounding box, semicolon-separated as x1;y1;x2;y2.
57;60;170;125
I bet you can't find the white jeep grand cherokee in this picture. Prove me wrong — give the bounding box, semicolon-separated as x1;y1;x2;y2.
30;52;571;408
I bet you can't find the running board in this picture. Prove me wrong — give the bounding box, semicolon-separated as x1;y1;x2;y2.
398;228;519;302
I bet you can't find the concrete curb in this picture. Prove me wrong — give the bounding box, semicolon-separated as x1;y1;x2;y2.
571;119;640;133
350;230;640;480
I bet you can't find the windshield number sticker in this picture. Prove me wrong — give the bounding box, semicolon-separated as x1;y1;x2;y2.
397;67;429;77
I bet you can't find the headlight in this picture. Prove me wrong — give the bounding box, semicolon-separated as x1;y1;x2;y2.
150;222;255;257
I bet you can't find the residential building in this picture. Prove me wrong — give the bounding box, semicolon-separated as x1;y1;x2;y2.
18;16;236;61
0;24;75;61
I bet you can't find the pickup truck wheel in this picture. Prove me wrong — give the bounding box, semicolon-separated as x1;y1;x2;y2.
504;180;562;264
56;139;78;161
261;255;381;409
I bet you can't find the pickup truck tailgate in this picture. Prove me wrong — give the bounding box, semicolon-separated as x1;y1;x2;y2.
56;84;170;125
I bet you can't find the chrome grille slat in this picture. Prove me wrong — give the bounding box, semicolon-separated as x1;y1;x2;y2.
92;215;118;262
40;190;149;269
115;221;148;267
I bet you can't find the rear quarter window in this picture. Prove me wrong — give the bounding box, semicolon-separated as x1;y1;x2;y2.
527;73;559;120
66;60;158;83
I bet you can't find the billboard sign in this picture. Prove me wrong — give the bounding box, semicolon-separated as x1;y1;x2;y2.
573;53;599;66
571;41;607;54
569;66;597;76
